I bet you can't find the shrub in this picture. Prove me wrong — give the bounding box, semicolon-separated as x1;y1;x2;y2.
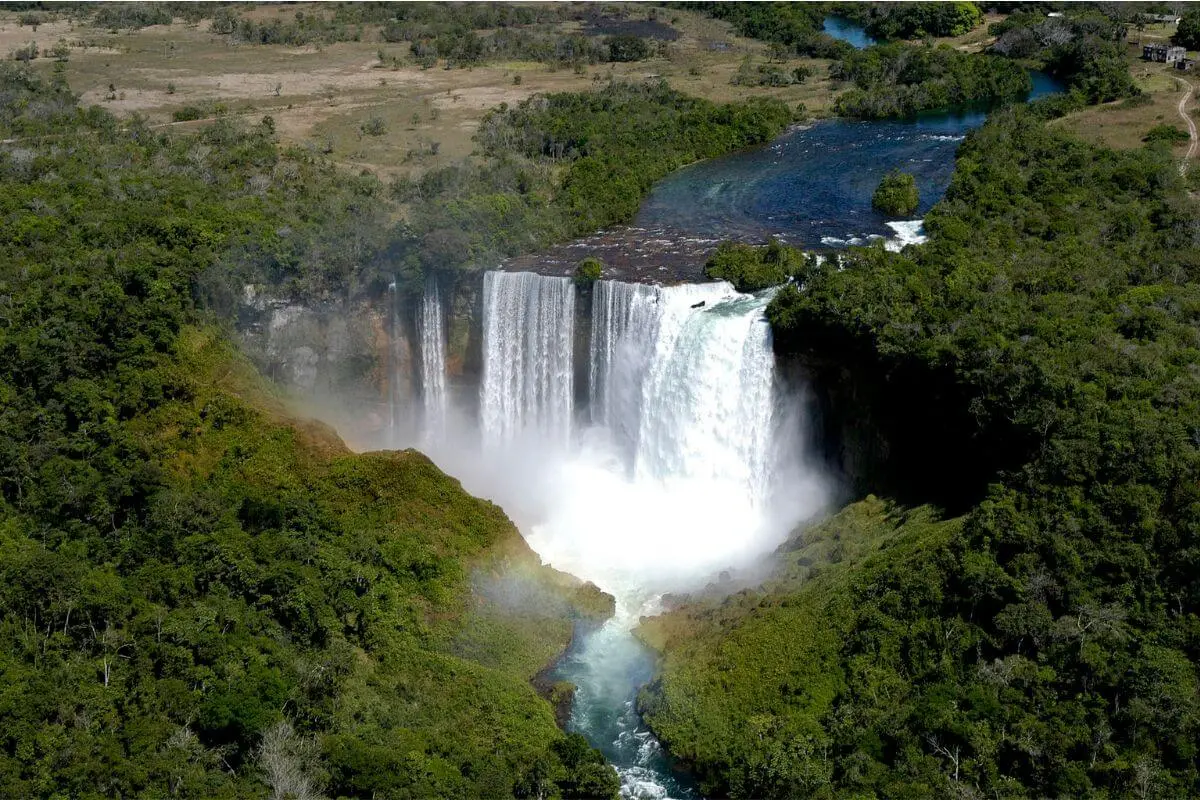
574;257;603;284
172;106;205;122
872;170;919;215
360;115;387;137
11;42;38;62
1143;124;1190;144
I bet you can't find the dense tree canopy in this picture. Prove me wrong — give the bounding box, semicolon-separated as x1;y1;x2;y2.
703;238;807;293
835;1;984;40
0;63;618;799
642;104;1200;799
687;1;854;59
832;42;1032;119
989;10;1137;104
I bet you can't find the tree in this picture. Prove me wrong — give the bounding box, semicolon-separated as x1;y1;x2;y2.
606;35;650;62
872;170;919;215
574;257;603;284
258;720;327;800
1173;10;1200;50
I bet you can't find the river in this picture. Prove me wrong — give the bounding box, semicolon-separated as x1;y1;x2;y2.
414;19;1064;800
504;25;1063;284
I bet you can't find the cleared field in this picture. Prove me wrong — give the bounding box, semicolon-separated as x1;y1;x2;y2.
2;4;842;178
6;6;1189;175
1051;53;1193;156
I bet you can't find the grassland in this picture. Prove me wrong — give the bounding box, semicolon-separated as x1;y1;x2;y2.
7;5;1192;180
1051;38;1196;158
1;4;842;180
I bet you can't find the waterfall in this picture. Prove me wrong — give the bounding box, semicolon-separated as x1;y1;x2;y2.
588;280;779;504
589;280;659;459
469;271;822;800
480;271;576;449
387;277;403;436
419;274;448;442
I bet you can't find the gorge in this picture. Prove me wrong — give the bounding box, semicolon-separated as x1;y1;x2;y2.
232;55;1070;800
8;4;1198;797
410;272;825;798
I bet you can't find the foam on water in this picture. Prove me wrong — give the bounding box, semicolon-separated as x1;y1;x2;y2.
884;219;928;251
432;273;826;799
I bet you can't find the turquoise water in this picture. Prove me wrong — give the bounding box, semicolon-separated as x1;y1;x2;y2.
823;15;877;49
550;612;698;799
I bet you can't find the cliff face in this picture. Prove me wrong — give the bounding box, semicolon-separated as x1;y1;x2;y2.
237;272;942;516
235;272;600;445
237;287;402;431
775;341;1019;516
235;274;482;444
445;270;485;410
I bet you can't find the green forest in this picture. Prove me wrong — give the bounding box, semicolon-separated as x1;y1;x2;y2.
640;102;1200;798
832;43;1031;119
4;1;1200;797
0;62;638;799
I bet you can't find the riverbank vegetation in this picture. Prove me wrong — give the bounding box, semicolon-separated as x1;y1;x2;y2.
871;169;919;215
693;3;1030;119
0;62;620;799
832;2;984;41
832;42;1032;119
691;2;853;60
702;238;806;293
643;102;1200;798
701;2;1140;120
988;10;1138;104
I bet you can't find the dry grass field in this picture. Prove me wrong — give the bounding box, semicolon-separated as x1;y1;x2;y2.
0;4;845;179
5;6;1192;176
1051;38;1195;158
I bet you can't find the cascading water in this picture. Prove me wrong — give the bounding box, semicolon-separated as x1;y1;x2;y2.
588;280;660;463
387;276;405;437
587;279;782;510
464;272;824;799
480;271;576;450
419;274;448;443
